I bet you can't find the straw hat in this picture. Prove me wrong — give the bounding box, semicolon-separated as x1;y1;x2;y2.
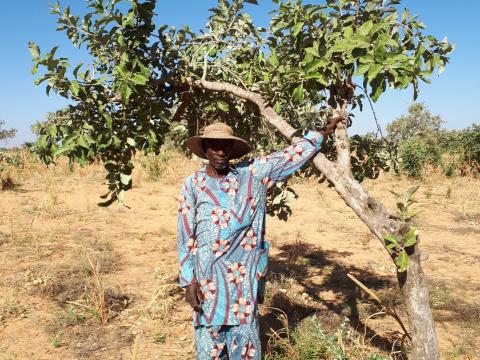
186;122;252;159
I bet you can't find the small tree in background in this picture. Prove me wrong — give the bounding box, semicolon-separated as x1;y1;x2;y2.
386;103;443;177
0;120;17;144
29;1;454;358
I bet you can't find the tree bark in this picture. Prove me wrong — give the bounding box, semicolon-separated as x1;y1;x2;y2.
194;79;440;359
332;104;352;177
399;240;439;360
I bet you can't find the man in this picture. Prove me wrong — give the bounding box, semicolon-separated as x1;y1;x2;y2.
177;117;341;359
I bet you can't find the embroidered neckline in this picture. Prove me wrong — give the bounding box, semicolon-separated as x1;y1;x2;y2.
202;165;237;182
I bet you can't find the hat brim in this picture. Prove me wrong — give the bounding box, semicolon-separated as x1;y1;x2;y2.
186;135;252;160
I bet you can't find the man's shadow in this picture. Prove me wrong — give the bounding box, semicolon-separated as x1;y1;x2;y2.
259;241;407;358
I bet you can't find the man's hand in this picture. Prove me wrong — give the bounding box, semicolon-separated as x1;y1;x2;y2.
185;282;203;312
319;114;345;137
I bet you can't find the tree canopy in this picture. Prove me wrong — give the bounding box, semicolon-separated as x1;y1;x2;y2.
29;0;453;205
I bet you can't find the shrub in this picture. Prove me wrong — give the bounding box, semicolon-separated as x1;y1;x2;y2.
460;124;480;174
398;136;441;177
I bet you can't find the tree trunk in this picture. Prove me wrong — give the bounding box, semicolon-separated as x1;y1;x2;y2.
399;241;439;360
332;104;352;177
194;79;440;359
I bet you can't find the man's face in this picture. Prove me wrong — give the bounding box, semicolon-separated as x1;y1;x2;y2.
204;139;234;169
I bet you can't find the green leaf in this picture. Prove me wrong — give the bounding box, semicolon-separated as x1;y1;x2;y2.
368;64;383;81
77;134;89;148
131;73;148;85
403;226;418;247
69;80;80;97
305;46;320;58
359;20;373;36
104;114;113;129
53;145;72;156
384;233;398;246
292;83;304;103
406;185;419;198
292;22;304;36
217;100;229;112
269;50;279;67
395;249;409;272
119;83;133;105
305;72;328;86
120;173;131;186
370;77;385;102
28;42;41;58
305;59;328;73
73;63;83;79
354;64;370;76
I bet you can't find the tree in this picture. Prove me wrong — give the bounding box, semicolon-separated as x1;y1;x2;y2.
387;103;443;144
30;1;453;358
387;103;443;177
0;120;17;143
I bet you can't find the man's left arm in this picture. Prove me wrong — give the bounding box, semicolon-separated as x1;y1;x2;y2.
259;115;343;185
265;131;323;184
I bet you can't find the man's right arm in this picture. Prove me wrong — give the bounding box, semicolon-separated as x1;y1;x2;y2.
176;178;203;311
177;178;196;287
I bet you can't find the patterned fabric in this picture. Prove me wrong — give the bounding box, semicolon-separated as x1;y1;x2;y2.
177;131;324;326
194;318;260;360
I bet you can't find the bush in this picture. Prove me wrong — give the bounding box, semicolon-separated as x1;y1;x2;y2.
398;136;441;178
460;124;480;174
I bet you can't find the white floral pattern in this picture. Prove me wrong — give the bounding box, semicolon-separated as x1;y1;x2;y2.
241;230;257;251
283;144;304;162
232;298;253;320
227;263;246;284
212;239;231;257
224;178;238;196
211;207;230;228
200;279;216;300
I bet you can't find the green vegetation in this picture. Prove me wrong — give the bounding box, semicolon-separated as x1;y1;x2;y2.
29;0;453;205
265;316;392;360
358;103;480;179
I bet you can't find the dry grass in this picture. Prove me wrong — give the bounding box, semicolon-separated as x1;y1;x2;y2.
85;254;109;324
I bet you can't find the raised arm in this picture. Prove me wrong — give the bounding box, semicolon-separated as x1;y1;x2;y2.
262;131;324;184
177;178;197;288
254;115;343;185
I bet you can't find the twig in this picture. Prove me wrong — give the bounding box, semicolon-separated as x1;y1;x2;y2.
355;83;384;138
65;300;94;311
131;333;141;360
347;273;412;342
362;310;386;347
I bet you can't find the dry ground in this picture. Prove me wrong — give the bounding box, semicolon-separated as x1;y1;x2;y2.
0;154;479;359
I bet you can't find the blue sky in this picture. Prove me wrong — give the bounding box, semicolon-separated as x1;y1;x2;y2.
0;0;478;147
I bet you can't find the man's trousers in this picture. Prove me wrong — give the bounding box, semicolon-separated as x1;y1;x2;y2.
194;318;261;360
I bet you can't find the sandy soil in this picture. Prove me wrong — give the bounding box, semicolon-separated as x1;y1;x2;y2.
0;158;479;359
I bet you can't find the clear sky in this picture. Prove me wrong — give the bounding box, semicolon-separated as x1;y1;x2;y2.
0;0;478;147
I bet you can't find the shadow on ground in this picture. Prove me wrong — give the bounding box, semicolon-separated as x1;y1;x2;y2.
259;241;407;357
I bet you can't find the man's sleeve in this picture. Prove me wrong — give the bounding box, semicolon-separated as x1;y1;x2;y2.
255;131;323;185
177;178;197;288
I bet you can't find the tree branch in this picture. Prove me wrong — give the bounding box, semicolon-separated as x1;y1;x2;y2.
193;78;400;243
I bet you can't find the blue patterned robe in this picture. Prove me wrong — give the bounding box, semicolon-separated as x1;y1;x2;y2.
177;131;324;326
